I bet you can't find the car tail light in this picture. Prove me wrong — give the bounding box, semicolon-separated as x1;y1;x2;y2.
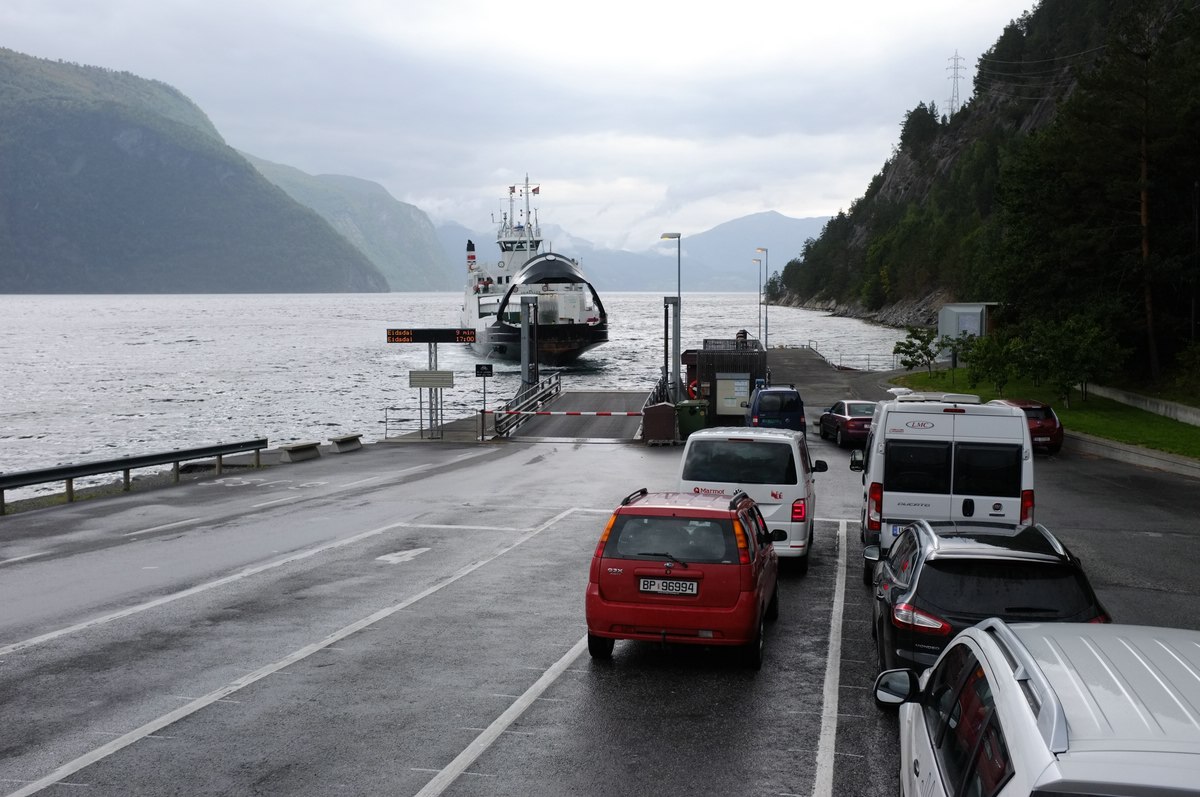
1020;490;1034;525
791;499;807;523
731;519;751;565
892;603;952;635
867;482;882;532
751;415;759;426
594;513;617;558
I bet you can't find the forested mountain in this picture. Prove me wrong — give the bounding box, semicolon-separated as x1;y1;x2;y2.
0;48;389;293
781;0;1200;382
244;155;456;291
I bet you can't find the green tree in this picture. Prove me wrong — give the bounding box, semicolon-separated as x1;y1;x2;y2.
894;326;940;376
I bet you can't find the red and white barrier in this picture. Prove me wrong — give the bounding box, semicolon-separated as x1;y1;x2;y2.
483;410;643;417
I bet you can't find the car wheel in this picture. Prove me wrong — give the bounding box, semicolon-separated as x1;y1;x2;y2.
743;618;765;670
587;633;614;660
876;622;889;673
836;427;846;448
765;586;779;621
819;422;829;440
863;561;874;587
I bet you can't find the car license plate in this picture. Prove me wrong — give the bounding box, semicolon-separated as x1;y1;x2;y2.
639;578;698;595
891;524;904;537
1034;436;1050;442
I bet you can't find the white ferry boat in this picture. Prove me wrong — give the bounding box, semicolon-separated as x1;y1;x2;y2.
460;177;608;365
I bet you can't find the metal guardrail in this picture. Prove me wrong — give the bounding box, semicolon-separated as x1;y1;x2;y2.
0;438;269;515
494;373;562;437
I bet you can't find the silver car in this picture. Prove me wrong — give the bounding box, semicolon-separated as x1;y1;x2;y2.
874;619;1200;796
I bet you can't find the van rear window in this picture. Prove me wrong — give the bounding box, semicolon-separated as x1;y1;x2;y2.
953;443;1022;498
884;441;951;494
606;515;736;564
682;439;798;485
760;393;800;412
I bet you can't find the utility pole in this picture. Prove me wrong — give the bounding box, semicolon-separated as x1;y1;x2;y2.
947;50;965;117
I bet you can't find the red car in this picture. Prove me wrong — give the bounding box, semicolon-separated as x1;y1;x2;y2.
993;398;1064;454
585;488;781;669
817;400;877;448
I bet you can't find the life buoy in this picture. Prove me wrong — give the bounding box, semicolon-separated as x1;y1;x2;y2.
687;380;698;399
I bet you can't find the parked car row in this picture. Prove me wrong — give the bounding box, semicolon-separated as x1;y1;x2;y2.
585;426;828;669
852;392;1200;794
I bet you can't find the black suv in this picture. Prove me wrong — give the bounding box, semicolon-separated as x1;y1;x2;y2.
743;385;806;435
867;520;1109;672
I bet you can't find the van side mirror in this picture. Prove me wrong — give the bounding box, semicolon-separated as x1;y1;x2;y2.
811;459;828;473
863;544;881;563
740;401;748;408
770;529;787;542
849;449;864;472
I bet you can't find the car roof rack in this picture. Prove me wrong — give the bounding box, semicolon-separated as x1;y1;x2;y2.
621;487;648;506
978;618;1068;754
728;490;749;510
894;392;981;404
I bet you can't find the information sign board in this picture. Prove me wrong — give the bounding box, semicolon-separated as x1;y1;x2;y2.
409;370;455;388
475;364;494;377
387;328;476;344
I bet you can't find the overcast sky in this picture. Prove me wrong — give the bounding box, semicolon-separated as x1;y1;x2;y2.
4;0;1033;251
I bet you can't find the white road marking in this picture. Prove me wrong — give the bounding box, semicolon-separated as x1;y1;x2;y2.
0;519;413;657
341;476;381;488
375;548;430;565
0;552;50;566
2;508;580;797
810;519;848;797
122;518;202;537
396;523;523;532
251;495;303;508
413;635;587;797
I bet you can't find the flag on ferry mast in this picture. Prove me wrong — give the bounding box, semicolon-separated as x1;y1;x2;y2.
531;186;540;195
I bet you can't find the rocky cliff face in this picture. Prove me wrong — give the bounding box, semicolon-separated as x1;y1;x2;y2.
774;288;954;329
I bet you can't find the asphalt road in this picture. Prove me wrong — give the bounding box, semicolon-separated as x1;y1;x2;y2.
2;425;1199;797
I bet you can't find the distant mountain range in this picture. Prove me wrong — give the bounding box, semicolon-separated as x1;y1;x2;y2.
436;211;829;294
0;46;827;294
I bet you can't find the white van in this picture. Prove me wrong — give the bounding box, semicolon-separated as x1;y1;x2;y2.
679;427;828;573
849;392;1034;584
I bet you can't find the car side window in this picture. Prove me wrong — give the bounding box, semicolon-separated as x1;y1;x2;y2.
922;644;1005;797
886;529;919;586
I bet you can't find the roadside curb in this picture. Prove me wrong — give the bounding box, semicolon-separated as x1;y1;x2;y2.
1064;431;1200;481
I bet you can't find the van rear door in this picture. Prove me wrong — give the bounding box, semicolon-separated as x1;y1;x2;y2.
949;413;1028;523
881;438;953;542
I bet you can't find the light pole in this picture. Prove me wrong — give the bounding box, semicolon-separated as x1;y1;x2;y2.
755;246;768;349
661;232;682;402
752;257;762;343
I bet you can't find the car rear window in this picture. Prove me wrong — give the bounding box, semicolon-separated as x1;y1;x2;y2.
682;439;799;485
1022;407;1052;421
604;515;736;564
760;393;801;413
918;560;1095;618
848;402;875;416
953;443;1022;498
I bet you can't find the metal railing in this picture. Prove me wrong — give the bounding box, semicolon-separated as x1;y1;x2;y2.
807;341;899;372
494;373;562;437
0;438;269;515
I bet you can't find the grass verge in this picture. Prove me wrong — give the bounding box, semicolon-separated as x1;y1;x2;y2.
891;370;1200;461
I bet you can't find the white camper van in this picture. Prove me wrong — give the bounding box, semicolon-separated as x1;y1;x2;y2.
849;392;1034;583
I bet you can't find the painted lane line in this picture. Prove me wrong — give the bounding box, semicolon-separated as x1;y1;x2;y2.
5;508;579;797
810;519;848;797
413;635;588;797
0;519;414;658
394;523;524;532
251;495;303;508
0;552;50;566
341;476;382;489
123;518;202;537
375;548;430;565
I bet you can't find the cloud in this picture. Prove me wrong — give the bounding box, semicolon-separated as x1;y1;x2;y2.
1;0;1033;248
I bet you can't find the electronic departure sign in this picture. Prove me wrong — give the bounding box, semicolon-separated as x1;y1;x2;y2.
387;328;476;344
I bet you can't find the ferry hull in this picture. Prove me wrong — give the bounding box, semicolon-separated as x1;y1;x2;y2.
471;323;609;366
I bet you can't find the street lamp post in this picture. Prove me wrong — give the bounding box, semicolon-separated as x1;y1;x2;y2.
755;246;769;349
752;258;762;343
661;232;682;402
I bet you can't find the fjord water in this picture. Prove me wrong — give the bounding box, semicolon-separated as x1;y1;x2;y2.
1;293;905;492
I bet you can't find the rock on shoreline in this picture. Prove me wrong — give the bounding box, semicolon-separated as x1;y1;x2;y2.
772;288;953;329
